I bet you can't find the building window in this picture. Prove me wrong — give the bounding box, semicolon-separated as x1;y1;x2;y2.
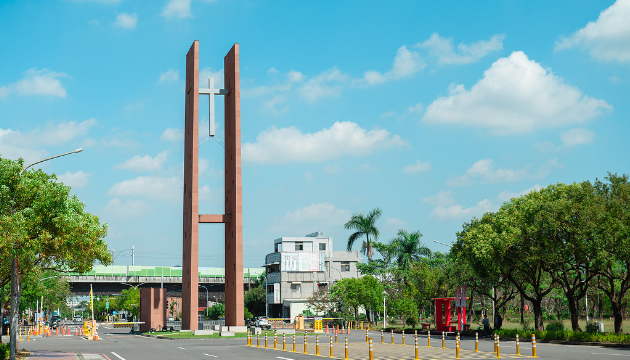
319;243;326;251
295;242;304;251
291;283;301;293
341;262;350;272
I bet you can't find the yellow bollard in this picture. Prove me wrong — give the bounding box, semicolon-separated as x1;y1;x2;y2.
257;334;260;347
27;328;30;341
292;334;296;352
391;329;394;344
415;336;419;360
455;335;461;359
496;335;501;358
475;331;479;352
330;336;334;358
366;329;369;343
402;331;405;345
369;338;374;360
316;335;320;356
494;333;497;353
344;337;349;360
274;332;277;350
516;333;521;355
246;331;249;346
428;329;431;347
442;331;445;349
381;330;383;343
304;334;308;354
265;333;268;348
335;331;338;344
19;327;22;342
283;333;286;351
532;334;539;358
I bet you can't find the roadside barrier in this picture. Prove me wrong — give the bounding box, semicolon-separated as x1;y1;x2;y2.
274;331;277;350
516;333;520;355
335;330;338;343
475;332;479;352
455;335;460;359
257;334;260;347
292;334;296;352
366;329;369;343
532;334;538;358
304;334;308;354
344;337;349;360
316;335;320;356
368;338;374;360
496;335;501;358
442;331;445;349
414;335;419;360
402;331;405;345
381;330;383;343
391;330;394;344
494;334;497;353
282;333;286;351
329;336;333;358
427;329;431;347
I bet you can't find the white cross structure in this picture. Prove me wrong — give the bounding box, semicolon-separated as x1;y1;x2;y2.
198;78;228;137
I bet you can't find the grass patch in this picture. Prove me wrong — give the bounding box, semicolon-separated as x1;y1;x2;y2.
495;329;630;345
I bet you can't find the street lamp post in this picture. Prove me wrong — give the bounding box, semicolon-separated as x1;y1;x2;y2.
383;291;387;329
10;148;82;360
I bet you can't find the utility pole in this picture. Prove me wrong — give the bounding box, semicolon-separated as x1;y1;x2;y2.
132;246;135;266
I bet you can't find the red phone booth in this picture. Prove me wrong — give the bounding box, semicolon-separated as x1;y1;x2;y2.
434;297;467;332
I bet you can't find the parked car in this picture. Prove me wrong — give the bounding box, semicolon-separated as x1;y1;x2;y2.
254;317;271;330
73;316;82;322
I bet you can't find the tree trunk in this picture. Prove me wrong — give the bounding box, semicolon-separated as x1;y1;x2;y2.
611;301;624;334
467;292;473;323
532;299;544;331
567;295;581;331
520;295;525;323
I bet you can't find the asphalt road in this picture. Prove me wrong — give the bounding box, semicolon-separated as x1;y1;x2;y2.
10;326;630;360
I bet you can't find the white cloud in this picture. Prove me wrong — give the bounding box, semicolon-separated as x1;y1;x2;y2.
267;203;351;235
159;69;179;84
556;0;630;63
199;68;223;88
304;172;313;181
385;217;407;229
114;13;137;30
533;158;563;179
116;151;168;172
422;51;612;135
430;199;495;220
363;46;426;85
417;33;505;65
162;0;191;19
56;170;93;188
422;190;456;206
161;127;184;141
497;184;542;203
287;70;304;83
103;198;153;218
0;119;97;162
408;103;424;114
298;68;349;102
448;159;527;186
267;67;279;74
107;176;182;202
243;121;408;164
0;68;69;98
560;128;595;147
403;160;431;174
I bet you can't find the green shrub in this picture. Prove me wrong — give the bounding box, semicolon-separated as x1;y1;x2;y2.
586;322;599;334
546;321;564;332
0;343;8;360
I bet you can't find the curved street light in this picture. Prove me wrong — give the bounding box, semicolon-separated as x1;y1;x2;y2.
10;148;83;360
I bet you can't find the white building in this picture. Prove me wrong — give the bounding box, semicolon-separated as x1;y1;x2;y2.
263;232;361;318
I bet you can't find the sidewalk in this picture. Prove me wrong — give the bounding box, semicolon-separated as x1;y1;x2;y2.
26;351;110;360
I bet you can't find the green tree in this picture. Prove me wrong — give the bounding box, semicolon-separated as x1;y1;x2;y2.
344;208;382;260
593;173;630;333
389;229;431;272
244;286;266;317
207;303;225;320
331;278;361;320
118;287;140;320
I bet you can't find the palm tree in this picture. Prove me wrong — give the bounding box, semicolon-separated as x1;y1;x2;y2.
344;208;382;260
389;229;431;271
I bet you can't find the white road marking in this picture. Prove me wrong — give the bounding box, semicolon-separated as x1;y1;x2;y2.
111;352;126;360
276;357;295;360
203;354;218;358
177;346;187;350
592;353;630;357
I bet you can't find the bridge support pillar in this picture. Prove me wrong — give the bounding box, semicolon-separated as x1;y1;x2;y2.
140;288;167;332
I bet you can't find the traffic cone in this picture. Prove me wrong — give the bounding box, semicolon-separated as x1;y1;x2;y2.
75;327;78;336
93;328;99;341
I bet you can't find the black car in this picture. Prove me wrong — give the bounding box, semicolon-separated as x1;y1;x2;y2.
2;318;8;335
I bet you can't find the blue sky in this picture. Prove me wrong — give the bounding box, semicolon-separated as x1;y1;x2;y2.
1;0;628;267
